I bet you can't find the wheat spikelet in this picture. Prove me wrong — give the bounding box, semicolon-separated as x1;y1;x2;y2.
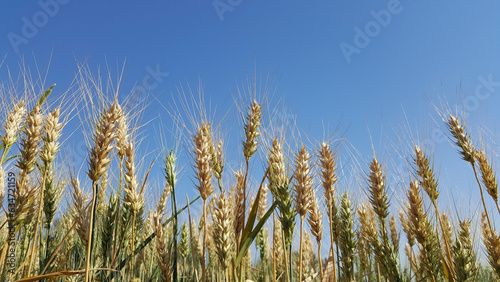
156;182;171;216
414;145;439;203
154;212;172;281
389;215;399;254
405;244;420;280
43;178;64;230
115;111;128;159
367;157;389;220
97;169;108;215
481;212;500;278
87;103;121;182
268;138;295;248
101;193;118;266
40;108;62;164
356;217;372;280
294;145;313;218
338;192;356;281
212;191;234;269
233;171;245;240
308;190;323;243
399;209;415;247
256;184;269;262
1;100;26;148
407;180;442;280
179;223;190;267
477;150;498;202
453;219;477;281
193;124;214;201
14;104;43;229
16;104;43;175
447;114;477;164
243;100;262;160
318;142;337;217
123;142;144;213
440;213;453;254
191;220;203;263
71;177;89;247
273;220;285;277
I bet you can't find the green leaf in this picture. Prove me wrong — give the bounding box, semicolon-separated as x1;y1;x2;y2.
235;201;277;266
239;181;263;247
4;154;20;163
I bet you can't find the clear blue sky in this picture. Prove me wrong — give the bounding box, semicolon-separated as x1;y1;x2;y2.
1;1;500;224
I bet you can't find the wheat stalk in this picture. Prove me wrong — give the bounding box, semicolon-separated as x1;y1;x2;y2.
85;102;121;282
294;145;313;281
317;142;338;282
193;124;214;282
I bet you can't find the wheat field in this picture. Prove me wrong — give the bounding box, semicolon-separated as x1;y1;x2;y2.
0;69;499;282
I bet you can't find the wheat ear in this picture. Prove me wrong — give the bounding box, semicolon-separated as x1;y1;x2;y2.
308;188;323;279
294;145;313;281
193;124;214;282
317;142;338;282
85;103;120;282
477;150;500;214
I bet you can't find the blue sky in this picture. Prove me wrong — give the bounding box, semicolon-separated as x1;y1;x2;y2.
1;1;500;226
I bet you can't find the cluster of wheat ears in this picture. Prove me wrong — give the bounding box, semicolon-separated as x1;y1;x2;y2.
0;72;500;282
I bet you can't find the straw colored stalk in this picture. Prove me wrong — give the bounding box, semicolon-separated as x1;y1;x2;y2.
317;142;338;282
193;124;214;282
